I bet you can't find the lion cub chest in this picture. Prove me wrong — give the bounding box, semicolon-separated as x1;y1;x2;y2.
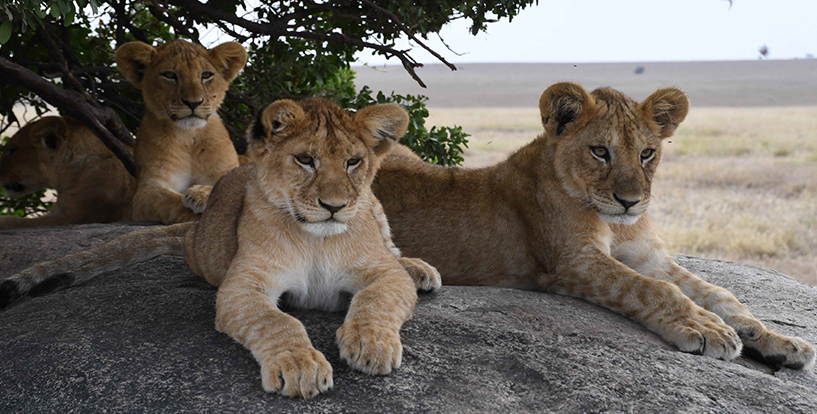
278;254;356;312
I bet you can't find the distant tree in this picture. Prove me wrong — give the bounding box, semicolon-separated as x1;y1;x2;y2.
0;0;537;215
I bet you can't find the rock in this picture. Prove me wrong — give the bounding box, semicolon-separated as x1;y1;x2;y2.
1;223;816;413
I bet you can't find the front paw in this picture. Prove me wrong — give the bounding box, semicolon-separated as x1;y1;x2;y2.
259;347;333;398
182;185;211;214
665;308;743;361
336;322;402;375
730;315;816;370
399;257;442;292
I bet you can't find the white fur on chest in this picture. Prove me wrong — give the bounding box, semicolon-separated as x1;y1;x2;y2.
275;254;354;312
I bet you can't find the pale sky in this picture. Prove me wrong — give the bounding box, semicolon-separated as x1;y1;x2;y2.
355;0;817;64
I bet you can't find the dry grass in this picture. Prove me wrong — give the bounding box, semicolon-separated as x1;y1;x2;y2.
427;106;817;285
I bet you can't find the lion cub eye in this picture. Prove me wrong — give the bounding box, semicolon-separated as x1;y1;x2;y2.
590;146;610;161
295;154;315;167
641;148;656;161
346;157;361;168
201;72;214;81
161;71;177;81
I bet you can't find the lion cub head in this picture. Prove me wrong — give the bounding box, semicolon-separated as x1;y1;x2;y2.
540;82;689;225
0;117;77;196
115;40;247;129
248;98;409;237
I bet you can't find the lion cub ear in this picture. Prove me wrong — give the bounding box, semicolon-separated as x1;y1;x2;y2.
115;42;155;88
209;42;248;83
249;100;305;144
355;103;409;157
31;117;69;152
539;82;595;138
640;88;689;138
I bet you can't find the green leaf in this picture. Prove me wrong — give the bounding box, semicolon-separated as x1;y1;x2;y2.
50;4;60;18
64;10;74;26
0;21;11;44
58;0;70;15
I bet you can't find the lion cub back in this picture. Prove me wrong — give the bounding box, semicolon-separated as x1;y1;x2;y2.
185;165;255;283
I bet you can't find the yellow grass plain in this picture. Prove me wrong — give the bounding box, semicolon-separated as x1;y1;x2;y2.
427;106;817;285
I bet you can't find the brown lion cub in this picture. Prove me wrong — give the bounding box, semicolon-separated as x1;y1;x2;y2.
374;82;816;370
115;40;246;224
0;99;434;398
0;116;135;229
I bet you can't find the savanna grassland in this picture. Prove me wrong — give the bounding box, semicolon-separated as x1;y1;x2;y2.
425;106;817;285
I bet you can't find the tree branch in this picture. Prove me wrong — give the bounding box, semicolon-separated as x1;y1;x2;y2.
164;0;443;87
0;56;137;176
358;0;457;72
147;0;200;43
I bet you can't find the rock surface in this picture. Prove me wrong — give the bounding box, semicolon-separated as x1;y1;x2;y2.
1;223;816;413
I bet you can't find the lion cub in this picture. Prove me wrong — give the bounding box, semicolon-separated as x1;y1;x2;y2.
0;116;135;229
0;99;433;398
375;83;815;370
115;40;246;224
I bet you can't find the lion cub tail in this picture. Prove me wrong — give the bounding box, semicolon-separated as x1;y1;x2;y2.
0;223;193;309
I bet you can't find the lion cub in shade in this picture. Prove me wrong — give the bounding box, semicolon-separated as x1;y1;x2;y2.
0;99;435;398
0;116;135;229
115;40;246;224
374;82;816;370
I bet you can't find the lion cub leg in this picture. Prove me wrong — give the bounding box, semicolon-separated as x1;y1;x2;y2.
215;266;333;398
132;185;200;224
336;260;418;375
614;234;815;370
182;184;212;214
371;199;441;292
542;249;742;361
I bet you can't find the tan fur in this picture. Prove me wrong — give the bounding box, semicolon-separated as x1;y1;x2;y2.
0;116;135;229
2;99;436;397
374;83;816;370
115;40;246;224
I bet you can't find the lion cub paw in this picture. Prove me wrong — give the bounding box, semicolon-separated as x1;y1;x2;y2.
260;347;333;398
182;185;211;214
730;315;816;370
336;322;402;375
668;309;743;361
399;257;442;292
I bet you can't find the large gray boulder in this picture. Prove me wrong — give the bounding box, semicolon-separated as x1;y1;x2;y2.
1;223;815;413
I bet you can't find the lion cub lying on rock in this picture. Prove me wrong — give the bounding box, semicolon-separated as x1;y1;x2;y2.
0;98;439;398
375;82;816;370
0;116;135;229
115;40;246;224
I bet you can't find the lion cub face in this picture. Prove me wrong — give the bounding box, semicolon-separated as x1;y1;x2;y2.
248;98;408;237
115;40;247;129
540;83;689;225
0;117;73;196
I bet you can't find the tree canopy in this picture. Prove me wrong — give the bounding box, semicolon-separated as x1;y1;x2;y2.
0;0;536;216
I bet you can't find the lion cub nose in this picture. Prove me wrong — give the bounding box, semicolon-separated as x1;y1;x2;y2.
182;98;204;110
318;198;347;215
613;193;641;210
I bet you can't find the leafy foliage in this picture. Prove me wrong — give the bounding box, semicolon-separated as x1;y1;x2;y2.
0;0;536;216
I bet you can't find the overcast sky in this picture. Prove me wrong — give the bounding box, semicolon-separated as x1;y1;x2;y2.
354;0;817;65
